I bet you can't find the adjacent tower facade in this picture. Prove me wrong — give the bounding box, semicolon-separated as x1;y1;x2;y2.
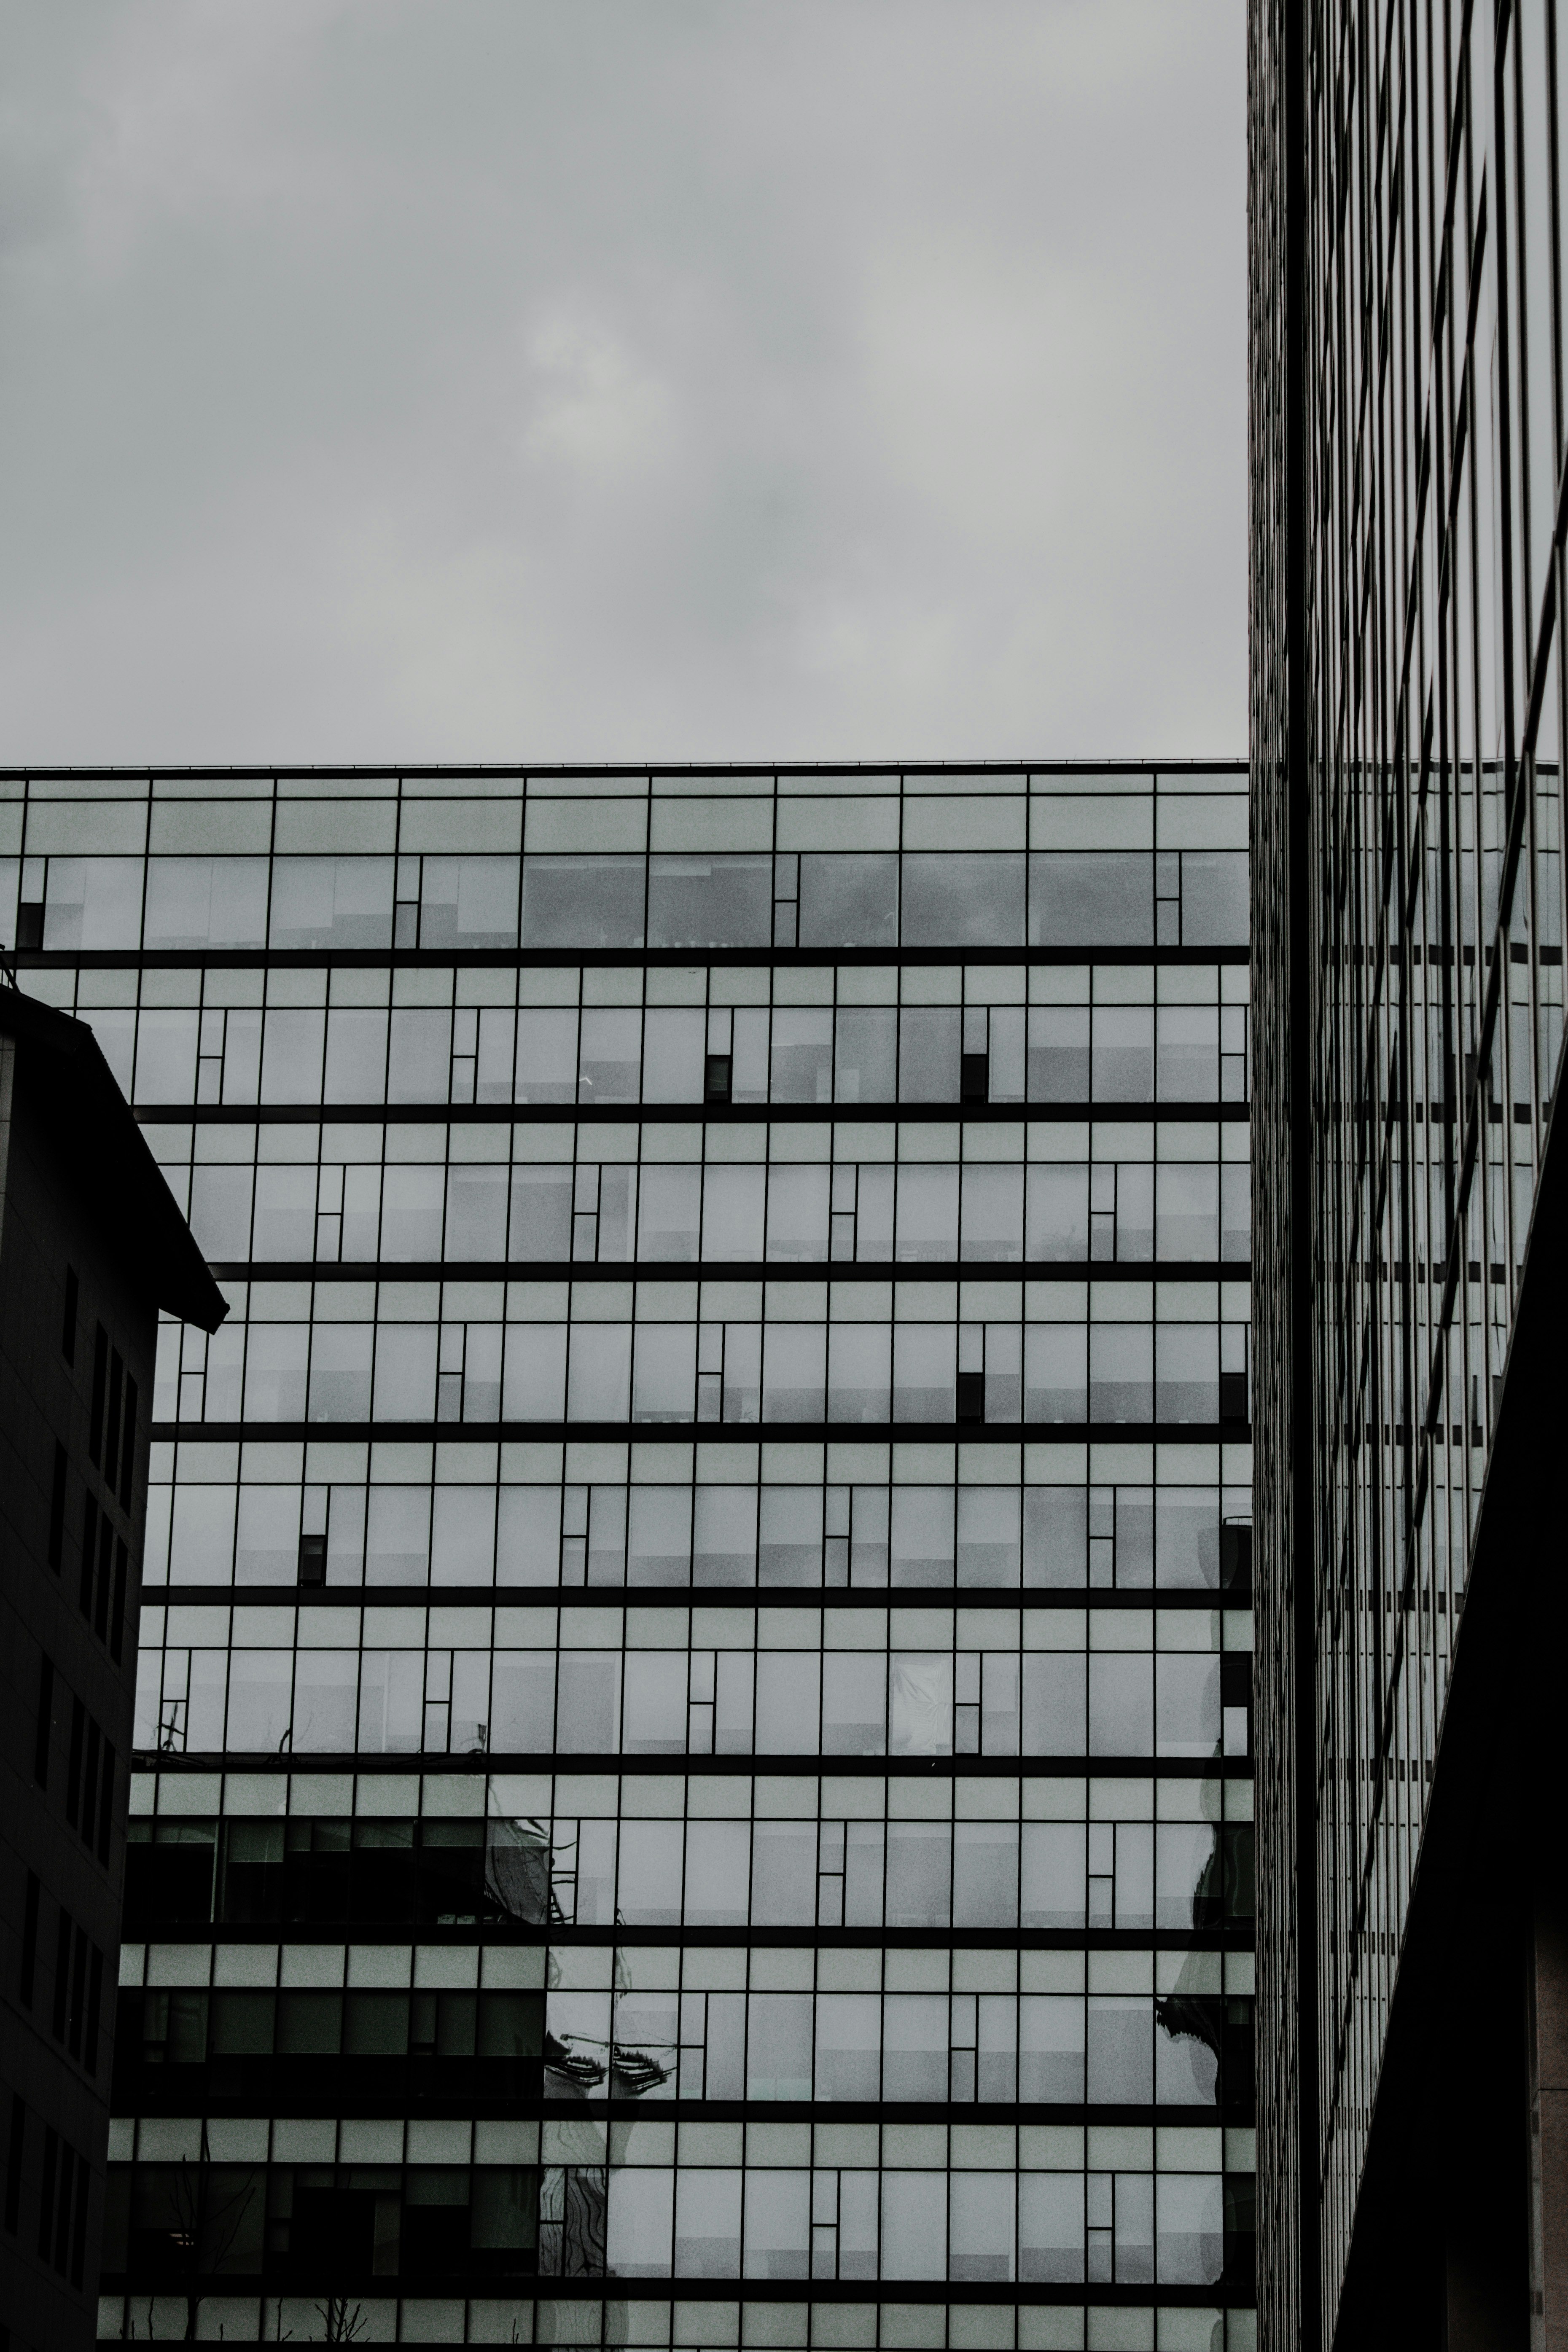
1251;2;1568;2339
5;762;1255;2348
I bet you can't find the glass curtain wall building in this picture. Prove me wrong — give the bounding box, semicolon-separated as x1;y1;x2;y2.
1;763;1256;2348
1251;0;1568;2339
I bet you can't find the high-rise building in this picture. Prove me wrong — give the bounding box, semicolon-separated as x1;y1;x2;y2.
0;979;225;2350
4;761;1255;2349
1250;4;1568;2338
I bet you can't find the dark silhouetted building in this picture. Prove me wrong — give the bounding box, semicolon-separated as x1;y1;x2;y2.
1251;3;1568;2340
0;979;226;2349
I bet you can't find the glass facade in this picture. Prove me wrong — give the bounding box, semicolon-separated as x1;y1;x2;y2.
1249;0;1568;2337
1;764;1256;2347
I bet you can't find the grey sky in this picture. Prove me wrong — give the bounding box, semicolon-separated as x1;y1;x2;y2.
1;1;1247;766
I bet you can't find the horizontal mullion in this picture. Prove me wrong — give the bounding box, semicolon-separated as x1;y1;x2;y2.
113;2098;1232;2131
28;943;1251;972
208;1260;1251;1285
6;756;1242;780
94;2271;1250;2311
156;1583;1250;1611
141;1750;1256;1779
141;1099;1251;1125
153;1421;1254;1446
120;1923;1251;1953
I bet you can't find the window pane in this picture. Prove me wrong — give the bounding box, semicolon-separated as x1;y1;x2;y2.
269;857;393;949
1157;1007;1219;1100
903;854;1024;947
44;857;145;949
896;1165;958;1260
799;854;898;947
762;1325;826;1421
627;1486;692;1584
579;1008;641;1103
1030;853;1152;946
1027;1007;1091;1100
632;1323;696;1422
704;1165;766;1260
516;1010;578;1103
898;1009;960;1103
145;857;269;947
643;1010;705;1102
961;1165;1023;1260
647;855;770;948
694;1486;757;1586
1092;1006;1154;1101
766;1165;829;1261
1156;1164;1219;1258
835;1009;897;1103
1181;850;1248;944
759;1485;823;1584
827;1324;891;1422
771;1011;833;1103
891;1487;954;1585
419;856;519;946
522;856;645;947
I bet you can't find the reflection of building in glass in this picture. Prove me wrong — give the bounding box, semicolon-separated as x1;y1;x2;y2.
5;763;1256;2342
0;982;223;2350
1250;8;1568;2339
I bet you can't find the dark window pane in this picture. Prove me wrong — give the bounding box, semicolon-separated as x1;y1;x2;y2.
210;1990;276;2054
344;1990;410;2054
277;1990;342;2054
472;2166;539;2262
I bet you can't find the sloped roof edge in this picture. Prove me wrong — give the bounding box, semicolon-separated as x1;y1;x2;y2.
0;983;227;1333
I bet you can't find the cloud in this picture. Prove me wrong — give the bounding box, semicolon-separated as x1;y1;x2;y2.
0;0;1247;764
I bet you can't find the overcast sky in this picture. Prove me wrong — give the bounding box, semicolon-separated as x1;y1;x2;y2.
1;1;1247;768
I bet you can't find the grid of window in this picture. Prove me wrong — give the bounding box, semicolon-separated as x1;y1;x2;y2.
144;1121;1249;1273
140;1445;1249;1597
122;1771;1255;1942
3;763;1254;2348
1250;2;1568;2339
59;965;1251;1118
148;1283;1250;1443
